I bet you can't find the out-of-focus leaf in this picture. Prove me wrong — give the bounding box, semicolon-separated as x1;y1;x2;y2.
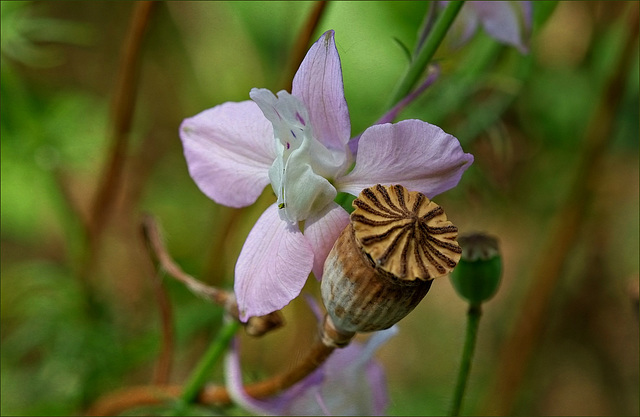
1;1;93;68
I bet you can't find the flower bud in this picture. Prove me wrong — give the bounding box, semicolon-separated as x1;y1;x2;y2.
321;184;462;333
449;233;502;305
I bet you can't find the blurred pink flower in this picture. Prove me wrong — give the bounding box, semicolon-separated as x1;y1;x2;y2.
443;1;533;53
180;30;473;321
224;298;398;416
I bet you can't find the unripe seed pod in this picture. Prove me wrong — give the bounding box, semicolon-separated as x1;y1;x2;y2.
321;184;462;333
449;233;502;305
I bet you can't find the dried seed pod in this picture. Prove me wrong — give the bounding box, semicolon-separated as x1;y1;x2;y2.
321;184;462;332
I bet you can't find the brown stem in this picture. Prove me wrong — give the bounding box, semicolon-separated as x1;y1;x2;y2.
280;1;330;90
89;1;155;238
75;2;156;312
87;316;354;416
485;4;639;414
141;214;232;307
140;214;285;337
237;335;336;399
87;385;183;417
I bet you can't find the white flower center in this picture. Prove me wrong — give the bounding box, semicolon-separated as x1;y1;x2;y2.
250;88;347;223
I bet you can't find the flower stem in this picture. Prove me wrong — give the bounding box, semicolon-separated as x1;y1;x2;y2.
141;214;284;336
388;0;464;107
87;319;344;416
90;1;155;236
179;319;241;406
450;303;482;416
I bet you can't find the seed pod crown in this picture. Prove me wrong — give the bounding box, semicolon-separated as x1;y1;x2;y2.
321;184;462;333
351;184;461;280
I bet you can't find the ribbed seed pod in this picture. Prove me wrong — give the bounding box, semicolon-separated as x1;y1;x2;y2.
321;184;462;332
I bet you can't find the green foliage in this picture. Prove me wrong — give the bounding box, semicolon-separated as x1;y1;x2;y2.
1;261;143;415
1;1;92;67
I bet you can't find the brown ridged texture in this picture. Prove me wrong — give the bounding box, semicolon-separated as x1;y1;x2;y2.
322;223;433;332
352;184;461;280
321;184;460;333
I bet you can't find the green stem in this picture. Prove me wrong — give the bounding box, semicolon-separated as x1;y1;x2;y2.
450;303;482;416
180;319;241;405
388;1;464;107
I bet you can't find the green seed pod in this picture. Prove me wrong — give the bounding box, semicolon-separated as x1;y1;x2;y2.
449;233;502;305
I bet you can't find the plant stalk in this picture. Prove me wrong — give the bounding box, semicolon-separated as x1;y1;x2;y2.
388;0;464;107
179;320;241;405
450;303;482;416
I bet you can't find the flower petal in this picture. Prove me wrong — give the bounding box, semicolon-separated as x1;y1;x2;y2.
225;334;327;416
225;336;281;416
234;204;314;321
360;326;398;415
292;30;351;152
224;315;397;416
274;144;338;223
452;4;481;47
180;101;275;208
292;326;397;416
303;202;350;281
471;1;529;53
336;119;474;199
250;88;308;153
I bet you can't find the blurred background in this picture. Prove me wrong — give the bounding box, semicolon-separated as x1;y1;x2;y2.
1;1;638;415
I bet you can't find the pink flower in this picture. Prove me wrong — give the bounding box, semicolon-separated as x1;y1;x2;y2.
224;297;398;416
224;328;396;416
444;1;533;53
180;30;473;321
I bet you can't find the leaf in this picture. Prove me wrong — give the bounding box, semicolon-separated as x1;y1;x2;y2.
392;36;413;63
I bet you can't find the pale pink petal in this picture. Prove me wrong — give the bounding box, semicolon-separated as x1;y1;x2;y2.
225;334;326;416
180;101;276;208
225;337;280;416
303;202;350;281
234;204;314;321
361;327;398;415
443;1;480;48
336;119;474;199
471;2;528;53
524;2;533;31
292;30;351;152
224;306;396;416
290;326;397;416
